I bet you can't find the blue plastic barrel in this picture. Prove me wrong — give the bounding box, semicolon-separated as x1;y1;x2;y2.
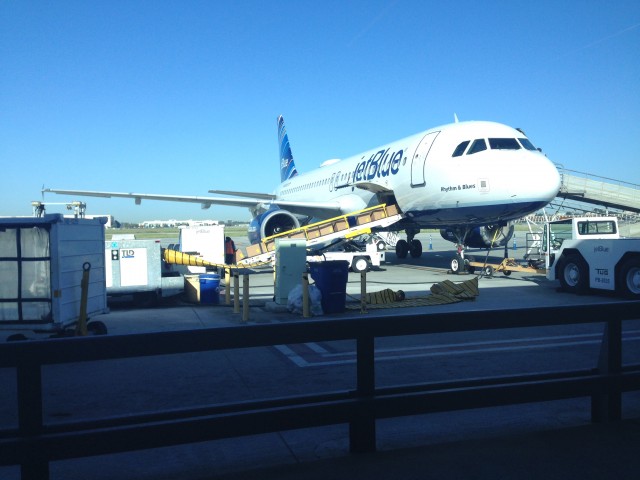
308;260;349;313
199;273;220;304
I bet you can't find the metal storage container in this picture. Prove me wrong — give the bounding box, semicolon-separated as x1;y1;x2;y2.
0;214;108;333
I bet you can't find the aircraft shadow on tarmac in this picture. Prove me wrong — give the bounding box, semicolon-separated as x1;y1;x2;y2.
384;249;509;271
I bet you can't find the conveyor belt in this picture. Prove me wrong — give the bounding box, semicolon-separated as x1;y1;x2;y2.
237;203;403;266
162;204;403;269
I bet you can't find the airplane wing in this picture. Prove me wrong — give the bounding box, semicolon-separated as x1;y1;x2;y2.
207;189;343;217
43;189;262;209
43;188;343;217
208;189;276;200
264;199;342;217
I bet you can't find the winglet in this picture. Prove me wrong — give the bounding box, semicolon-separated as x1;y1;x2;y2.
278;115;298;182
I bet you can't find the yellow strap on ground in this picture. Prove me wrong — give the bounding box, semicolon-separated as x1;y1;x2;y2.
346;277;479;310
364;288;397;305
423;276;479;305
429;277;479;299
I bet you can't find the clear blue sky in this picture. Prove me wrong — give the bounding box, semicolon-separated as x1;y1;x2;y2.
2;1;639;223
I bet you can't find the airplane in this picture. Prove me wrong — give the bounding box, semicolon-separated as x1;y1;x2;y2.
45;115;561;270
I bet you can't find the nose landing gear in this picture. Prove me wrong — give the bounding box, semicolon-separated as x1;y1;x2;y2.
449;245;476;275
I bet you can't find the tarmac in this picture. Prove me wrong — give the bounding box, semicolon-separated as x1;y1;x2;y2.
96;289;640;480
2;238;640;479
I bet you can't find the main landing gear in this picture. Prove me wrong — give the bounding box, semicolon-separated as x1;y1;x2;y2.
395;228;422;259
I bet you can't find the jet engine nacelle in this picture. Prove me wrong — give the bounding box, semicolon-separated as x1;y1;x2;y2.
248;208;301;244
439;224;515;249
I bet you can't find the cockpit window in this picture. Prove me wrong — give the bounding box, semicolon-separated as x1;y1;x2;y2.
452;141;470;157
488;138;521;150
518;138;537;150
467;139;487;155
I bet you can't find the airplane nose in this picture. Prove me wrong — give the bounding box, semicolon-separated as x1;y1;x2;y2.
508;153;560;205
539;157;561;201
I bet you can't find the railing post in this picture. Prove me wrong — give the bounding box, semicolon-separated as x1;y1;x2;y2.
592;319;622;422
17;360;49;480
302;272;310;318
242;274;250;323
233;271;240;314
360;271;367;314
350;334;376;453
224;267;231;305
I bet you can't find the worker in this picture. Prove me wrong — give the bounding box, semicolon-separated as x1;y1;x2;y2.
224;236;237;264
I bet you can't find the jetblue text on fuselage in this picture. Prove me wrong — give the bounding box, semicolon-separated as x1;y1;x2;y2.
353;148;403;182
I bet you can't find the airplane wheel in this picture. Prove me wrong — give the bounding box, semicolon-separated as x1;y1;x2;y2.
409;239;422;258
87;321;108;335
466;255;476;274
396;240;409;259
617;258;640;299
450;254;463;274
557;254;588;294
352;256;371;273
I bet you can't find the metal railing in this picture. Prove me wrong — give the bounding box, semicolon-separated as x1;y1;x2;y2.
556;165;640;214
1;302;640;480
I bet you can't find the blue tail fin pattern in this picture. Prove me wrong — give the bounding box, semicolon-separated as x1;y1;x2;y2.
278;115;298;182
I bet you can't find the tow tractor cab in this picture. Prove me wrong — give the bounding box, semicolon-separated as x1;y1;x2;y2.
545;216;640;298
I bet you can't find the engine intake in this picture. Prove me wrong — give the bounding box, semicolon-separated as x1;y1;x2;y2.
439;224;514;248
248;208;301;244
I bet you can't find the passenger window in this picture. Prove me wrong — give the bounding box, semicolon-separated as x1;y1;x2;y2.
467;139;487;155
488;138;521;150
452;141;470;157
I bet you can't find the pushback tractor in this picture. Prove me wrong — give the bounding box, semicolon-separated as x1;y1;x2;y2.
544;216;640;298
461;216;640;299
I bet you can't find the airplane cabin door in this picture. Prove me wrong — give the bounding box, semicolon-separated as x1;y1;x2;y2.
411;131;439;187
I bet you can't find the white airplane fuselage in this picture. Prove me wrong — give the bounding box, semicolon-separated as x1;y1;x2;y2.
45;117;561;257
273;121;560;229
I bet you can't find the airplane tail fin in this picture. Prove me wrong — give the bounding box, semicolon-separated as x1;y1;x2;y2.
278;115;298;182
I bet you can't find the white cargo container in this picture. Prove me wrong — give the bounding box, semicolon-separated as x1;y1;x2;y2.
105;239;184;302
0;214;108;333
178;225;225;273
274;239;307;305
